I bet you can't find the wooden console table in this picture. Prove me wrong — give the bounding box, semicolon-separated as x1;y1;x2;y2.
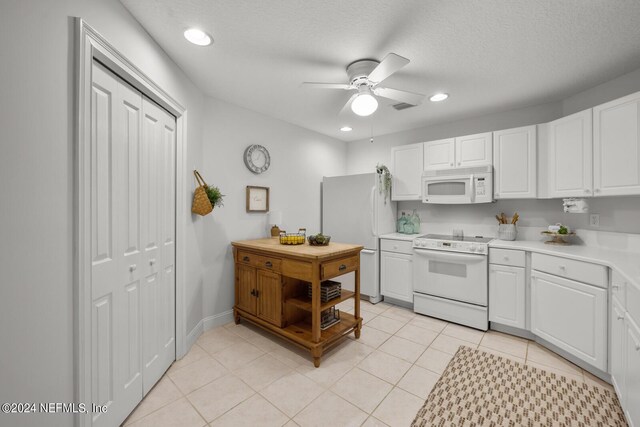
231;238;363;367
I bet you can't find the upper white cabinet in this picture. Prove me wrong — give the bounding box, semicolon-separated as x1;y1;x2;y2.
547;109;593;198
493;125;537;199
594;91;640;197
455;132;493;168
391;142;424;201
423;138;455;170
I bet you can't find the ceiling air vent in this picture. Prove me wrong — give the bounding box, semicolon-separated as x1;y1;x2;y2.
392;102;416;111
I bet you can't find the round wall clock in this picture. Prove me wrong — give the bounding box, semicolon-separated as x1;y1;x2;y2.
243;144;271;174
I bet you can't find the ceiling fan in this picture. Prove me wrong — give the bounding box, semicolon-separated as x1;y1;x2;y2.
301;53;425;117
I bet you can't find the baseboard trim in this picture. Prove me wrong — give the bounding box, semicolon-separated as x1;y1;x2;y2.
183;310;235;356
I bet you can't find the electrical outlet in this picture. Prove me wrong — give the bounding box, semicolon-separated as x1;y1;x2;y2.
589;214;600;227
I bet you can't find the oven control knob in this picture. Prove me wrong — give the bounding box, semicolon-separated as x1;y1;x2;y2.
469;244;477;252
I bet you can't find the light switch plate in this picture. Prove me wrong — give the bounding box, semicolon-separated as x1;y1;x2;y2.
589;214;600;227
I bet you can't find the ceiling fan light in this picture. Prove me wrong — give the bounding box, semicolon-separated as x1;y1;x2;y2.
429;93;449;102
351;93;378;116
184;28;213;46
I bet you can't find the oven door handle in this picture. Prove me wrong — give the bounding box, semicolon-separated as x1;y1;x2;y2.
413;248;485;263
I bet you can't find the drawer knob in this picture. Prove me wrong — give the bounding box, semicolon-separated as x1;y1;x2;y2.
243;256;250;262
612;285;620;290
339;264;347;271
503;256;509;261
265;261;273;268
618;315;625;320
393;245;398;249
636;344;640;351
150;259;156;266
129;264;137;272
559;265;566;271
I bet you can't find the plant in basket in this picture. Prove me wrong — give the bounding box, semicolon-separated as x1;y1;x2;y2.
205;185;225;208
192;170;224;216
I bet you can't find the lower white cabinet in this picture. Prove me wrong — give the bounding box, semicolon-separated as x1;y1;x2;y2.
381;250;413;303
531;271;607;371
611;297;626;398
625;315;640;426
489;264;525;328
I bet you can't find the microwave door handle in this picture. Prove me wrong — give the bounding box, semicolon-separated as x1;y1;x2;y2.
469;174;475;203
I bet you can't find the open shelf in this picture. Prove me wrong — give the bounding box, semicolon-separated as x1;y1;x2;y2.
283;312;359;344
285;289;355;312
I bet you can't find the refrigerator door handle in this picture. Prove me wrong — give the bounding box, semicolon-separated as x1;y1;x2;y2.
370;186;376;236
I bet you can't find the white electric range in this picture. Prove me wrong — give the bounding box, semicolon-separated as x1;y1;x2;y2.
412;234;493;330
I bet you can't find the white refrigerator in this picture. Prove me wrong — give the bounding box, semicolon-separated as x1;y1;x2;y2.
322;173;396;303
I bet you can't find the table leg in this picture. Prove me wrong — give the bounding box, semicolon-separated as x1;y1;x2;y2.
354;263;361;339
311;347;322;368
311;268;321;343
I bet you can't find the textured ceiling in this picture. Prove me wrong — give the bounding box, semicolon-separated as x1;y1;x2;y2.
121;0;640;142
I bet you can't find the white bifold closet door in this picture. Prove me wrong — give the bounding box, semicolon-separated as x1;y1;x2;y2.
90;61;175;427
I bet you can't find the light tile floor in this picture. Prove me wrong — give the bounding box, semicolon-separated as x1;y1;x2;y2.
122;301;614;427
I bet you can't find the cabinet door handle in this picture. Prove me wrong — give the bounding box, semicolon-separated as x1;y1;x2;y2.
250;289;257;297
618;315;625;320
612;285;620;290
255;290;260;298
449;162;453;167
243;256;250;262
150;259;156;266
595;188;601;193
338;264;347;271
265;261;273;268
584;189;591;194
129;264;137;272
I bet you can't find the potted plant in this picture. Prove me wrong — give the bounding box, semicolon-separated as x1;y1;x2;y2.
205;185;225;209
376;163;392;204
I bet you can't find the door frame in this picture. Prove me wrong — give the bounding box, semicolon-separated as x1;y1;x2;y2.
74;19;188;427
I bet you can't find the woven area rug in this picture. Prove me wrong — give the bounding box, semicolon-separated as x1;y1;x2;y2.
412;346;627;427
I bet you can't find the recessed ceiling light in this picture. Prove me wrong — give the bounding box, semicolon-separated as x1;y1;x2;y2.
429;93;449;102
340;126;352;132
184;28;213;46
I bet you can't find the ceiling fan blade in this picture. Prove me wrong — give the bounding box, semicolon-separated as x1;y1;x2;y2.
301;82;352;90
373;87;425;106
339;93;359;115
367;53;410;84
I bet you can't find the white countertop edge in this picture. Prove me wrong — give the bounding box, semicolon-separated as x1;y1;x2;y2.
379;232;419;241
489;239;640;290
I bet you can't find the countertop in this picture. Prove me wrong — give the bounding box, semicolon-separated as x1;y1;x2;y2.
490;239;640;290
379;232;420;241
231;238;363;261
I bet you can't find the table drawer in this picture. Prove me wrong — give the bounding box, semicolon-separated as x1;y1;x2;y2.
380;239;414;255
489;248;525;267
532;253;607;288
322;255;358;279
237;250;282;272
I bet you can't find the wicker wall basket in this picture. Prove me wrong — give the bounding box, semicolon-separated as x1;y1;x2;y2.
192;170;213;216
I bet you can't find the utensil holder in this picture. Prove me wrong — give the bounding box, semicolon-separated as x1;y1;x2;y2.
498;224;517;241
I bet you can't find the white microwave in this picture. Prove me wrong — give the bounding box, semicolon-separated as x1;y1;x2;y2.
422;165;493;204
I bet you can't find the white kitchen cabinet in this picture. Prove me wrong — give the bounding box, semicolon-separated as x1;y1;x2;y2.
530;271;607;371
380;245;413;303
625;315;640;426
547;109;593;198
455;132;493;168
594;91;640;197
489;264;526;328
391;142;424;200
611;298;626;400
493;125;537;199
423;138;455;170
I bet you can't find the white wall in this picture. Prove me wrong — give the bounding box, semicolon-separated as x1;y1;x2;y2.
0;1;204;426
199;97;347;324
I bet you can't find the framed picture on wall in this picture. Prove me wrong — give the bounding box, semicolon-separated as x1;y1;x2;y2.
246;186;269;212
